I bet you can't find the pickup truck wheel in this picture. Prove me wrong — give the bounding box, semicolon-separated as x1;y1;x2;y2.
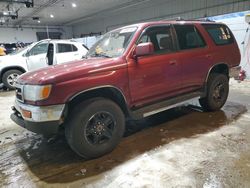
65;98;125;159
199;73;229;111
2;69;22;89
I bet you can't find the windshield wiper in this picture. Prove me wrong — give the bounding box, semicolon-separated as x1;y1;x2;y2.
90;52;112;58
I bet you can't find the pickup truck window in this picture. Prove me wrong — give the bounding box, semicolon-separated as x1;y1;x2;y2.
138;26;174;53
87;27;137;58
174;25;206;50
57;44;78;53
202;24;234;45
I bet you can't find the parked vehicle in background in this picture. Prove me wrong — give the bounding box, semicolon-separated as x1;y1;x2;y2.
11;20;241;159
0;39;88;89
0;44;6;56
4;43;17;54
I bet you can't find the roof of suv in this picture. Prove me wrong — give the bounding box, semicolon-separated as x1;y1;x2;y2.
39;39;82;44
118;19;222;31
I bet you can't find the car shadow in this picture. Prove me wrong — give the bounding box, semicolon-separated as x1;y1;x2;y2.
17;101;247;183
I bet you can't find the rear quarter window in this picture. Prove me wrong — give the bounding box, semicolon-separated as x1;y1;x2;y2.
57;43;78;53
202;24;234;45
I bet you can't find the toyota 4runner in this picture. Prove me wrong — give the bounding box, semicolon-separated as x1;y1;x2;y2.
11;20;241;159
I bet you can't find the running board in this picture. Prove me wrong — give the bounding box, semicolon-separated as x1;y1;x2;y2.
130;92;202;119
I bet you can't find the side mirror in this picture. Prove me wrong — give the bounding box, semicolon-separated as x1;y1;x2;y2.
134;42;154;57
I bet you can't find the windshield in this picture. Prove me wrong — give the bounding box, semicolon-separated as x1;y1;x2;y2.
87;27;137;58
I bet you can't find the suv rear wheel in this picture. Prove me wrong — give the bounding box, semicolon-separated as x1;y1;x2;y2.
199;73;229;111
65;98;125;159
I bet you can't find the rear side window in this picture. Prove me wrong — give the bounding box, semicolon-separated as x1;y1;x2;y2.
174;25;206;50
72;45;78;51
57;44;78;53
202;24;234;45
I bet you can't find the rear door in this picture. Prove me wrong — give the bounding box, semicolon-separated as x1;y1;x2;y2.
128;25;182;106
55;43;80;64
173;24;212;92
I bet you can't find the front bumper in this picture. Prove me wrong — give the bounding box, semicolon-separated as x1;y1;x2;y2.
13;100;65;122
11;113;61;136
229;66;241;79
11;100;65;135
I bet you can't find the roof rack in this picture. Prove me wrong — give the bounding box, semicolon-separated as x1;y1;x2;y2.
184;18;215;22
164;17;182;21
164;17;215;22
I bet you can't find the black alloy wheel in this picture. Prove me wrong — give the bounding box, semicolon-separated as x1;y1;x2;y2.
85;111;116;145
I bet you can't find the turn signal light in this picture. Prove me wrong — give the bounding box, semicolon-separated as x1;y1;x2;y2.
21;109;32;118
41;85;52;99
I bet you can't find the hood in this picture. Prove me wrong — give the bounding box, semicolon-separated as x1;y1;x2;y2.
0;55;14;62
18;57;127;85
0;47;28;64
0;55;19;66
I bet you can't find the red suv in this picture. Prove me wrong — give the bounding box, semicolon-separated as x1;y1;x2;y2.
11;20;241;159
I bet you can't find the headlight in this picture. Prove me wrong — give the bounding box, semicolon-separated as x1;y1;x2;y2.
23;85;52;101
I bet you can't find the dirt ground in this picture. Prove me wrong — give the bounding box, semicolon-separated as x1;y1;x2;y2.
0;80;250;188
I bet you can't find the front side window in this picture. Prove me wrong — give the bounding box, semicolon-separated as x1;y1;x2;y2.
202;24;234;45
57;44;78;53
87;27;137;58
138;26;174;53
174;25;206;50
28;43;48;56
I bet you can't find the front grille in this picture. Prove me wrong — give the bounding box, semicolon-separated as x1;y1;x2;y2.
15;84;24;102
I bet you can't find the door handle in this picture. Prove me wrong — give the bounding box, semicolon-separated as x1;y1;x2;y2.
169;60;177;65
206;54;212;58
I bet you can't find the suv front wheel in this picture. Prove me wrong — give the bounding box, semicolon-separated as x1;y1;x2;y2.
199;73;229;111
65;98;125;159
2;69;23;90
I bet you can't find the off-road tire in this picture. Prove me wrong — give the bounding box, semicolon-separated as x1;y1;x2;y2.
65;98;125;159
199;73;229;111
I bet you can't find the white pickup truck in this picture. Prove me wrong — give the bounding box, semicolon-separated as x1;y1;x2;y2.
0;39;88;89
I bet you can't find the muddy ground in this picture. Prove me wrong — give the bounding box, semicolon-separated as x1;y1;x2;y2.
0;80;250;188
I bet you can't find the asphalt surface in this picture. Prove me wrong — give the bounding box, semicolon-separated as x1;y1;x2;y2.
0;80;250;188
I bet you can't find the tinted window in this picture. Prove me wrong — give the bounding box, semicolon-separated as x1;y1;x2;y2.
72;45;78;51
138;26;174;53
203;24;234;45
29;43;48;56
174;25;206;50
57;44;78;53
